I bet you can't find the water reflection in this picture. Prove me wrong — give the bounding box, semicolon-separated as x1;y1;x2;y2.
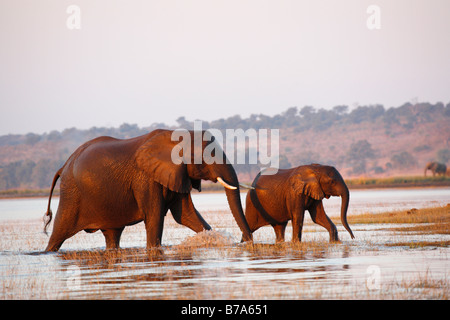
0;188;449;299
51;243;355;299
1;231;448;299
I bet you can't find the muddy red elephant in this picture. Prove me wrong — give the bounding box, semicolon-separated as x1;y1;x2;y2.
424;161;447;177
43;129;253;251
244;164;355;242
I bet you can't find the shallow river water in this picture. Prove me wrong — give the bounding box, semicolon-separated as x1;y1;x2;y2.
0;187;449;299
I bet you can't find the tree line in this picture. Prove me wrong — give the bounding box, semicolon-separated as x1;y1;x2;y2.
1;101;448;148
178;101;450;131
0;101;449;190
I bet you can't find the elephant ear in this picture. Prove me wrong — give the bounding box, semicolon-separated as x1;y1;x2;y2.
290;170;325;200
191;179;201;192
135;130;192;193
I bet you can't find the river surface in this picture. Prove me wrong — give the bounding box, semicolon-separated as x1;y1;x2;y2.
1;187;449;221
0;187;449;299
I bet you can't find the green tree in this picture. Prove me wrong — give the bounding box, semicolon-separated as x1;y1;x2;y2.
31;159;61;189
437;149;450;164
281;107;299;128
278;154;291;169
293;150;321;166
46;130;62;141
390;151;417;169
25;133;41;145
16;160;36;186
176;117;193;130
333;105;348;115
347;140;376;175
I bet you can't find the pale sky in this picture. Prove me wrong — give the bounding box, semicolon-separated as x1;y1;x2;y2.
1;0;449;135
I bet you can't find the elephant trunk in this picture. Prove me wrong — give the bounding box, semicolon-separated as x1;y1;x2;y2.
340;188;355;239
225;187;253;242
212;163;253;242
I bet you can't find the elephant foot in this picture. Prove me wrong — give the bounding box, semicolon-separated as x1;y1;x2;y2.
240;234;254;243
329;234;340;243
105;247;121;251
102;228;124;250
146;247;164;256
45;237;65;252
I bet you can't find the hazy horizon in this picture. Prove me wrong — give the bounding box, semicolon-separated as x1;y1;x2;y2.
1;0;450;135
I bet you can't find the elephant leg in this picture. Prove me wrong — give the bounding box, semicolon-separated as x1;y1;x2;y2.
309;201;339;242
144;197;168;248
101;227;124;249
134;183;167;248
144;206;166;247
45;237;66;252
45;200;80;252
291;210;305;242
46;219;72;252
170;194;212;232
287;197;306;243
273;222;287;243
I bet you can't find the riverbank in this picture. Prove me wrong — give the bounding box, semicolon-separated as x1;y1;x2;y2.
2;175;449;199
0;188;57;199
345;175;450;189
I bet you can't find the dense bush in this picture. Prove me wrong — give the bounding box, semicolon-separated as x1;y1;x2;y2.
0;101;449;190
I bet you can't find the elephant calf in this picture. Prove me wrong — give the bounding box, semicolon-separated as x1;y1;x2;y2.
244;164;355;243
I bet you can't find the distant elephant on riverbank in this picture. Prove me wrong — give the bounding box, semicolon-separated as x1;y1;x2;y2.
244;164;355;243
43;129;253;251
424;162;447;177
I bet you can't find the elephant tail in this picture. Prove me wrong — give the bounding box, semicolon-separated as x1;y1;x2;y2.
43;168;62;235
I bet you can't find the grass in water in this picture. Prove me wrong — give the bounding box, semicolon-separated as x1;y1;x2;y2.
348;205;450;248
385;241;450;248
347;205;450;225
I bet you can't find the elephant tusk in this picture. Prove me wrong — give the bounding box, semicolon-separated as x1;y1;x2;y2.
239;183;255;190
217;177;237;190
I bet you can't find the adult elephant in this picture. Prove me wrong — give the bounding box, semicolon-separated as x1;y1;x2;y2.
43;129;252;251
244;164;355;243
424;161;447;177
